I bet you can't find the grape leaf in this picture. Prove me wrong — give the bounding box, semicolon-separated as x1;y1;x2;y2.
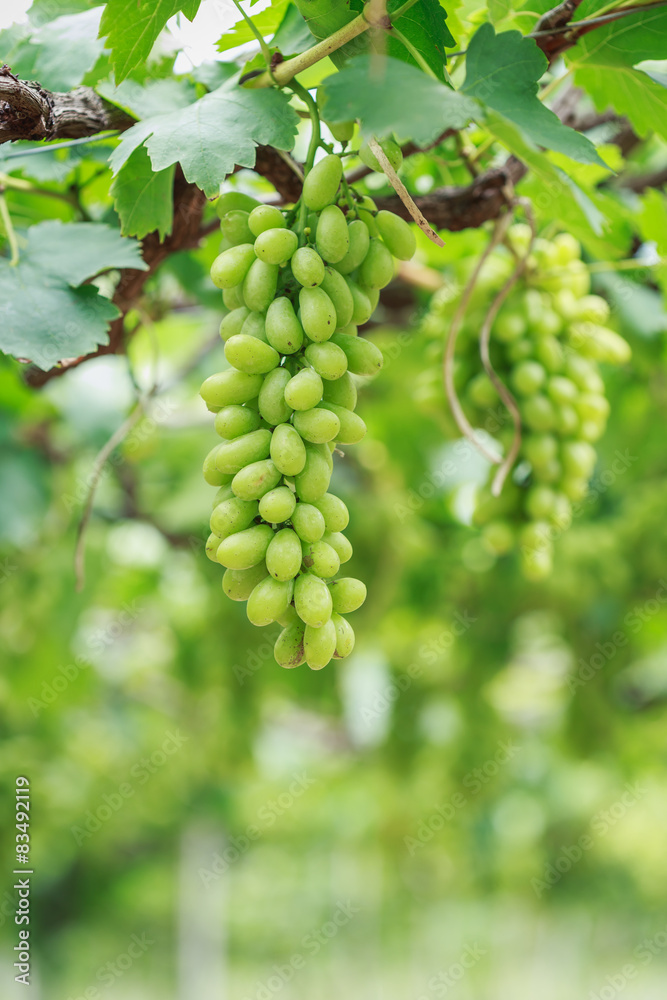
0;266;119;370
344;0;454;81
217;0;290;53
566;7;667;140
271;3;315;54
24;221;147;285
0;9;104;91
99;0;202;83
111;146;175;240
463;24;605;167
109;82;300;197
96;77;198;120
319;56;477;146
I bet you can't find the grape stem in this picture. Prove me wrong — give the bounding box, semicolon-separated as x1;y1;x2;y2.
388;27;439;80
367;137;444;247
0;190;19;265
230;0;275;72
289;80;321;239
480;200;536;497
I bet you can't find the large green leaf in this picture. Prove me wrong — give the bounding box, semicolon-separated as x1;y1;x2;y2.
463;24;605;167
319;56;477;146
566;7;667;140
99;0;202;83
111;146;175;240
97;77;198;119
0;8;104;90
346;0;454;81
109;81;300;198
25;221;147;285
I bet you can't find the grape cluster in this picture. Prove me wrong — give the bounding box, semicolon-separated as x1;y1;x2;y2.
420;226;631;579
200;155;416;668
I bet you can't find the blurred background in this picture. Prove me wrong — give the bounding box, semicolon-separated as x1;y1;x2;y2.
2;2;667;998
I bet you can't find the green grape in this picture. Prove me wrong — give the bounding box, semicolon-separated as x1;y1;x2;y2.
332;220;370;275
535;336;564;373
291;503;326;543
224;334;280;375
291;247;325;287
322;371;357;410
270;423;307;476
328;577;367;613
216;523;274;570
243;259;279;311
248;204;286;236
223;285;246;310
210;497;259;537
254;227;298;265
320;267;354;328
511;360;546;396
523;434;558;469
239;311;268;341
312;493;349;532
210;244;256;289
293;407;341;444
304;620;337;669
299;287;337;342
266;528;303;581
330;334;383;376
526;486;558;521
561;440;596;478
361;284;380;312
274;623;306;668
345;279;373;325
467;373;498;409
203;445;229;485
277;605;301;628
304;341;348;381
258;367;293;425
201;370;265;409
358;238;394;289
316;204;350;264
332;613;355;658
294;573;333;627
294;445;331;502
265;297;304;355
219;306;251;342
259;486;296;523
359;137;403;173
481;521;515;556
206;532;222;562
317;401;365;444
217;191;261;217
323;530;352;563
522;394;556;432
547;375;578;405
231;459;282;500
222;562;268;600
302;154;343;212
214;428;272;474
284;368;324;410
374;211;416;261
494;311;526;343
221;210;254;246
247;576;294;626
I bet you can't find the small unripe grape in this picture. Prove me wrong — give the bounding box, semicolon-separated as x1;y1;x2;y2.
576;393;610;422
330;334;383;376
294;573;333;627
222;562;268;600
547;375;578;405
481;520;514;555
291;246;325;287
556;405;579;436
304;341;348;381
328;577;366;613
304;619;337;669
224;334;280;374
239;311;268;342
361;284;380;312
266;528;303;581
526;485;558;520
243;259;279;312
561;440;596;478
274;623;306;668
291;502;326;543
220;306;251;342
284;368;324;410
216;523;274;570
324;530;352;563
203;444;230;485
467;373;498;409
232;459;282;500
206;532;222;562
494;311;526;343
223;285;245;310
553;232;581;265
561;476;588;501
214;428;272;474
535;336;564;373
522;394;556;432
247;575;294;626
318;401;365;444
248;204;286;236
200;370;264;408
302;539;340;578
316;204;350;264
507;338;533;363
277;605;300;628
210;244;256;289
302;154;343;212
299;286;337;342
322;372;357;410
320;266;354;328
221;210;254;246
254;227;298;265
521;547;553;581
332;613;355;658
293;406;341;444
294;446;332;502
312;493;349;532
258;367;293;425
270;422;307;476
259;486;296;523
576;295;610;324
217;191;261;217
265;297;304;354
359;238;394;289
523;434;558;469
359;137;402;173
345;279;373;325
332;220;370;275
375;210;415;261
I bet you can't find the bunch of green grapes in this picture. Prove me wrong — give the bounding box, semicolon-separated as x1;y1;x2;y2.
200;154;416;669
420;225;631;579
